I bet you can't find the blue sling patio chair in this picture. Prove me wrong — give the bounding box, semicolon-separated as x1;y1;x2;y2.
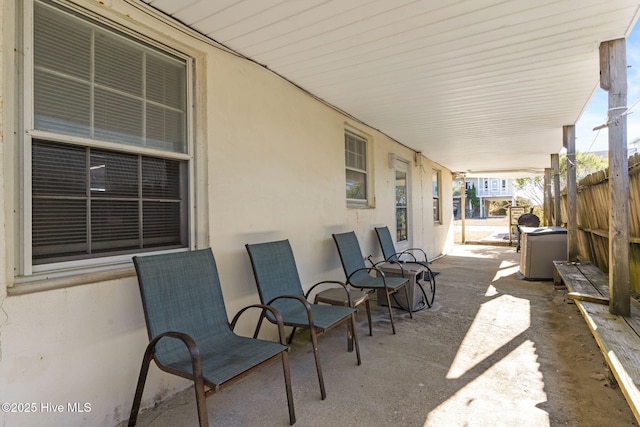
245;239;361;401
374;226;437;308
332;231;412;334
129;249;295;427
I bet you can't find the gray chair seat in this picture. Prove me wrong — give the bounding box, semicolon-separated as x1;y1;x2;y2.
271;303;357;330
163;334;288;385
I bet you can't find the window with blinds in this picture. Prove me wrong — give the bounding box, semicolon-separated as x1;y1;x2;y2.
30;0;189;266
345;131;368;204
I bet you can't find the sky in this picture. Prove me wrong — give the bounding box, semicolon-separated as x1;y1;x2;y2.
575;23;640;153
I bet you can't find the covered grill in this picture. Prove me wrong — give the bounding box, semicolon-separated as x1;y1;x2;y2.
516;210;540;252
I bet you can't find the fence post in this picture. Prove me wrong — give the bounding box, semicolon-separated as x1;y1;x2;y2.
544;168;552;226
600;38;631;316
564;125;578;262
551;154;561;226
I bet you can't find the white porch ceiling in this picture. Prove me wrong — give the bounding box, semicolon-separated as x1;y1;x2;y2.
139;0;640;177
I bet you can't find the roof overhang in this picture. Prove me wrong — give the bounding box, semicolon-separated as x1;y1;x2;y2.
138;0;640;176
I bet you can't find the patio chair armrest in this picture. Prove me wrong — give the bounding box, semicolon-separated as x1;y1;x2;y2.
368;259;409;278
146;331;203;378
267;294;316;327
369;257;387;267
347;266;392;290
230;304;288;346
398;248;429;263
368;255;408;275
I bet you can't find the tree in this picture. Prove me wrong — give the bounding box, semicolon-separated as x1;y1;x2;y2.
465;184;480;217
514;196;543;219
513;176;544;207
452;179;461;197
513;151;608;206
558;151;608;188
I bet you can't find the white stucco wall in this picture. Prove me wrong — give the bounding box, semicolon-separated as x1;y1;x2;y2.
0;1;453;426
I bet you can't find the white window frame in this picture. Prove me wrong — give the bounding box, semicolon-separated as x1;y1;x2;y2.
345;129;372;208
18;0;197;280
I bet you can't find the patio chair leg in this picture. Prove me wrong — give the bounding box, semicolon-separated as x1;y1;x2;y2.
425;268;436;307
416;276;435;308
309;328;326;400
350;313;361;365
404;284;413;319
193;373;209;427
287;327;297;345
253;312;266;339
345;316;359;354
128;346;155;426
186;339;209;427
281;350;296;425
383;290;397;334
365;298;372;336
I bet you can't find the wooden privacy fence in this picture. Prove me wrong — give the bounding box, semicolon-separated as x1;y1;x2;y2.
560;153;640;293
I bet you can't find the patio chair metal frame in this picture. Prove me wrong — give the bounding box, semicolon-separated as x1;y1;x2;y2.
246;239;361;401
129;249;295;427
374;226;437;308
332;231;413;334
313;285;373;337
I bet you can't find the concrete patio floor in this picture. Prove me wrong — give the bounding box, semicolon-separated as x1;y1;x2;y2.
120;245;637;427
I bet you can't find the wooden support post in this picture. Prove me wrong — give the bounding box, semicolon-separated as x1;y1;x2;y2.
564;125;578;262
600;39;631;316
551;154;561;226
544;168;552;226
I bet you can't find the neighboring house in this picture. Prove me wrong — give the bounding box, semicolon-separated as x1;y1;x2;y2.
453;178;516;218
0;2;453;426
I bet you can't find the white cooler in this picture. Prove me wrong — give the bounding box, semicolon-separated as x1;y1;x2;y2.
519;226;567;280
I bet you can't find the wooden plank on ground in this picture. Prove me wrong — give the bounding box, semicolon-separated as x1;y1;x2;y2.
553;261;605;297
575;262;610;297
554;260;640;423
567;292;609;304
572;299;640;424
